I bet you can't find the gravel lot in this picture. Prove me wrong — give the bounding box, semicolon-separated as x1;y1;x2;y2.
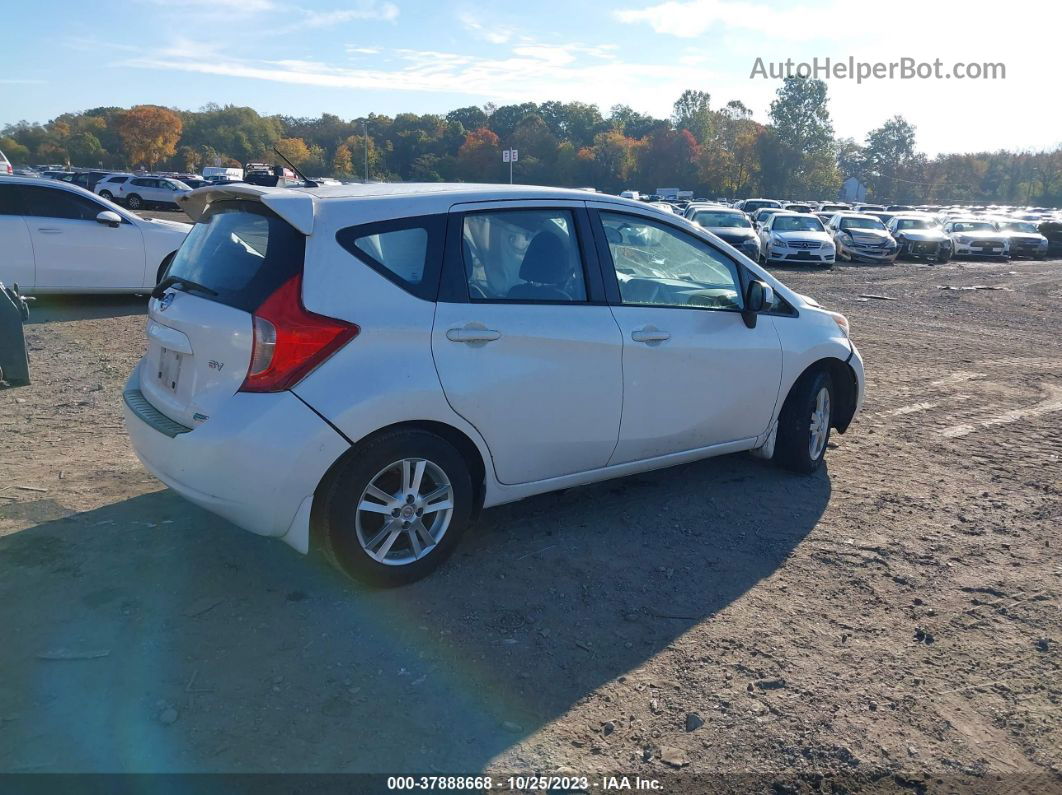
1;211;1060;790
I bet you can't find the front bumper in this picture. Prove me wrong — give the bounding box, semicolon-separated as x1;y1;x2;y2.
952;241;1008;257
122;365;349;552
767;246;835;265
898;239;948;259
838;243;898;263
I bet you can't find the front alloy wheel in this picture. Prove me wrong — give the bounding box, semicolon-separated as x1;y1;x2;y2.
774;370;834;473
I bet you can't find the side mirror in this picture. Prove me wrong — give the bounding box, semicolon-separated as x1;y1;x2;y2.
742;279;774;328
96;210;122;228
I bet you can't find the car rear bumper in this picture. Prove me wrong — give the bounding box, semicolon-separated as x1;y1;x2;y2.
122;366;349;552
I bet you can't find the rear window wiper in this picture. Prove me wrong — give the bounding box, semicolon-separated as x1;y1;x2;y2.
152;275;219;299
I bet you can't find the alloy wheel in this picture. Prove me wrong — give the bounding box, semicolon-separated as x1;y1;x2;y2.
355;458;454;566
808;386;831;460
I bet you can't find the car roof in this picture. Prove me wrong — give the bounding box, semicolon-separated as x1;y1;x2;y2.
179;182;659;235
0;175;137;215
836;213;881;221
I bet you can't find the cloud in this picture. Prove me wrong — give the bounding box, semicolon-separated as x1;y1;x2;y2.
459;12;514;44
614;0;844;40
295;2;398;29
115;43;722;118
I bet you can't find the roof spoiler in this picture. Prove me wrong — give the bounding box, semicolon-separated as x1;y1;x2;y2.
177;184;316;235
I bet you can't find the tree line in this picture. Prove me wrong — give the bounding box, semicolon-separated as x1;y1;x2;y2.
2;78;1059;205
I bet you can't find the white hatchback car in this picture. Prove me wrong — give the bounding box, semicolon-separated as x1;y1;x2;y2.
123;183;864;585
0;176;191;293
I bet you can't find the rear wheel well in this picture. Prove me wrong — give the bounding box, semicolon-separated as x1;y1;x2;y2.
310;420;488;551
784;357;858;434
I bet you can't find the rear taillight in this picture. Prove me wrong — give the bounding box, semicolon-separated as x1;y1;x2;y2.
240;274;359;393
4;164;11;175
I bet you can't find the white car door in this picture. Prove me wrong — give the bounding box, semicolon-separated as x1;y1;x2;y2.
21;184;146;291
0;183;36;289
430;202;624;485
591;205;783;465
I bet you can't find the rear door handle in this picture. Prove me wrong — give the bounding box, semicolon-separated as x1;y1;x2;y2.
37;227;61;234
631;327;671;343
446;326;501;344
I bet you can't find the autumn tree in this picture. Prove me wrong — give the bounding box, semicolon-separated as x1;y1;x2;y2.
672;89;713;144
273;137;312;166
767;77;836;196
863;115;918;202
115;105;182;168
332;143;354;176
457;127;501;182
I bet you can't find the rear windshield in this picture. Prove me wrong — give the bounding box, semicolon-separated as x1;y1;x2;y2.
693;211;749;228
164;200;304;312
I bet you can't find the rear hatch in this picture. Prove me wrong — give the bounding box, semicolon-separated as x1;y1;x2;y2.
139;199;305;428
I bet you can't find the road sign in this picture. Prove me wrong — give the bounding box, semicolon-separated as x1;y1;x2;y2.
502;150;510;163
510;149;518;162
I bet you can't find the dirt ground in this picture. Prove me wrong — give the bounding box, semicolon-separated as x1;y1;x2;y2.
1;214;1060;791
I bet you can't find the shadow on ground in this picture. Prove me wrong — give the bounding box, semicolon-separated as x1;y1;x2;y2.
26;294;148;325
0;454;830;773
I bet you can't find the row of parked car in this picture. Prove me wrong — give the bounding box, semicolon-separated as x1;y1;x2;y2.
671;198;1058;267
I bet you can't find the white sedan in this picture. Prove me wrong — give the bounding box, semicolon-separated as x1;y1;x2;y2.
0;176;190;293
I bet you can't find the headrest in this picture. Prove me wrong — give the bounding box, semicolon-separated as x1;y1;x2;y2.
519;231;569;285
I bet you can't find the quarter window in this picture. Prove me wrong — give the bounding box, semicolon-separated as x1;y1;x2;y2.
599;211;743;310
462;209;587;302
335;214;445;300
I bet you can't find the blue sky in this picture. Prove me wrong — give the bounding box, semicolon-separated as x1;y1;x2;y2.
1;0;1057;155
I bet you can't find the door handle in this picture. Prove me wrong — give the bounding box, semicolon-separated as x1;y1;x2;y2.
631;327;671;343
446;326;501;344
37;227;61;234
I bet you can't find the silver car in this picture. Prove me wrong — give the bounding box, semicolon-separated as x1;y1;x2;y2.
113;176;192;210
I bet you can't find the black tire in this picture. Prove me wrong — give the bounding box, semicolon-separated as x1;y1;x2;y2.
774;369;834;474
320;429;474;587
99;190;113;200
126;194;142;210
937;248;952;264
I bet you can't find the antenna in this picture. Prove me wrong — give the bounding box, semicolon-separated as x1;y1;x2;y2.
272;146;318;187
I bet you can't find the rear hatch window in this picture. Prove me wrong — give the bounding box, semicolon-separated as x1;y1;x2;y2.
138;200;306;428
165;199;304;312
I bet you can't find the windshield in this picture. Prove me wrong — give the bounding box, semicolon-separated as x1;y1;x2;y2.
1000;221;1038;233
840;217;887;231
896;219;933;230
773;215;824;232
165;200;304;312
952;222;994;232
693;211;750;229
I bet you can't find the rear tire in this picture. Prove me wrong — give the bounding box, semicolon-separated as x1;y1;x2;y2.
774;370;833;474
126;194;142;210
99;190;113;200
320;429;474;586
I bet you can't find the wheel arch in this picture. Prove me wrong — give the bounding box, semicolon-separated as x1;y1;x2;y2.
309;419;488;550
782;357;859;434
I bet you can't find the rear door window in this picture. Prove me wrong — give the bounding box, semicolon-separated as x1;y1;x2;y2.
462;209;587;302
164;200;304;312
